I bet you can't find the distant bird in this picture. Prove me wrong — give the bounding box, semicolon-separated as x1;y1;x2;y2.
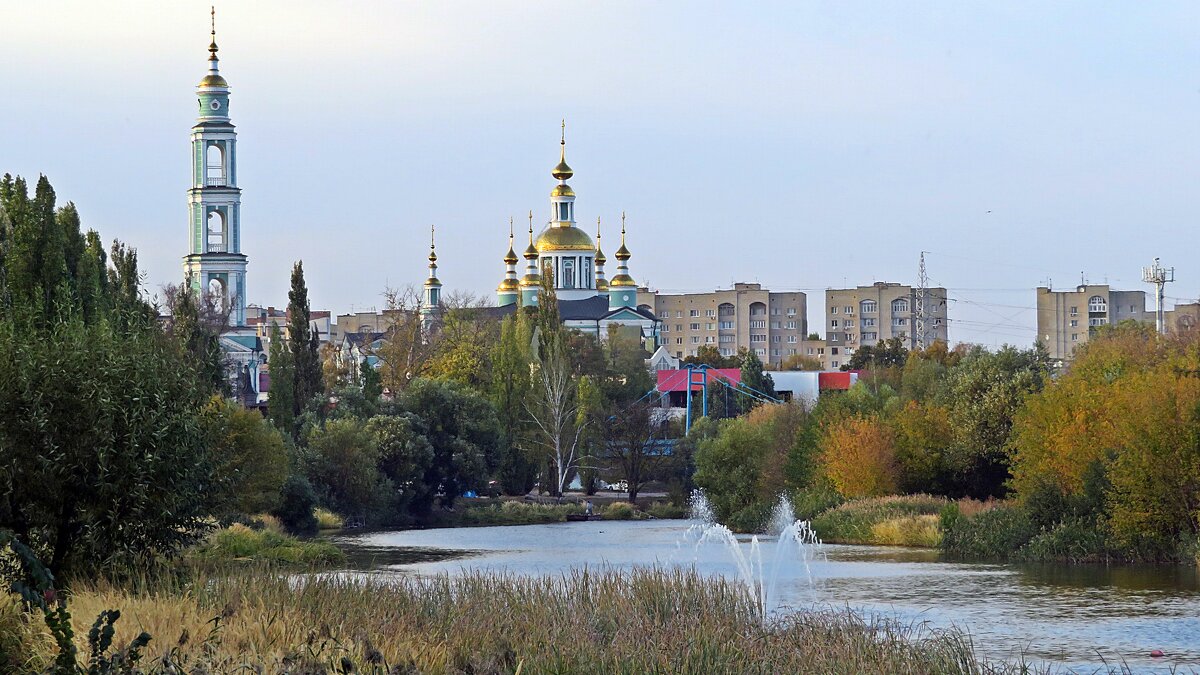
986;210;992;214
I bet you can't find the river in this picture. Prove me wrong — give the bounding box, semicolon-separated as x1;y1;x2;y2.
332;520;1200;672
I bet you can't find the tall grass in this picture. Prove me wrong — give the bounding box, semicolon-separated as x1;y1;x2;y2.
812;495;994;547
16;568;1002;674
188;523;344;567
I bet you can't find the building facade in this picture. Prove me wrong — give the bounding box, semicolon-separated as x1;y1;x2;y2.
637;283;808;365
824;282;948;357
1036;285;1149;363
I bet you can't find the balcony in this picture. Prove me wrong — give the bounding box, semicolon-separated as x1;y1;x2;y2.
206;176;227;187
207;243;227;253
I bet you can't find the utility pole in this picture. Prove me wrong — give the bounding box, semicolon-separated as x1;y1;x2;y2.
1141;257;1175;335
914;252;929;350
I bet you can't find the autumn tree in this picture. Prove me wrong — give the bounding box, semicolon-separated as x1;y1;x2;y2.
820;415;898;498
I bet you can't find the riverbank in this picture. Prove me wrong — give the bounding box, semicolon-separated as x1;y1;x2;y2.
8;567;997;674
418;497;687;528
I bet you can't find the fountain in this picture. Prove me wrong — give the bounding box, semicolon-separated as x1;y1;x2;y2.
683;490;823;623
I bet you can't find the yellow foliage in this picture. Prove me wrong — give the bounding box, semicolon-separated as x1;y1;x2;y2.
869;515;942;548
820;416;898;498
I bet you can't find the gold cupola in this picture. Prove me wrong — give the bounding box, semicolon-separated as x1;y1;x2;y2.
520;213;543;288
197;8;228;89
608;212;636;288
551;120;573;180
497;218;520;300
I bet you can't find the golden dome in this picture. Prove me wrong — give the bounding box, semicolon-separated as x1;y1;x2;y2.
198;73;228;88
520;272;542;287
551;184;575;198
497;278;520;292
615;242;631;260
596;278;609;292
552;160;573;181
536;226;594;252
609;274;636;287
425;276;442;287
503;245;518;265
595;246;606;264
523;241;539;259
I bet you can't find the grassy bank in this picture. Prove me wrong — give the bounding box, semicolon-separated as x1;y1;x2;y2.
188;521;344;568
810;495;994;547
10;568;996;674
422;498;687;527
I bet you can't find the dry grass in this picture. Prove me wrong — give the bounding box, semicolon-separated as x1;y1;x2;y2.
15;568;1004;674
812;494;990;547
313;508;344;530
870;515;943;547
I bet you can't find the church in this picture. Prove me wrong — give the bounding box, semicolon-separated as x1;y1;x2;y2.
422;124;661;347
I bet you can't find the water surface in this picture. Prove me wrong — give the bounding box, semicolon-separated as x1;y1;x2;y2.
334;520;1200;672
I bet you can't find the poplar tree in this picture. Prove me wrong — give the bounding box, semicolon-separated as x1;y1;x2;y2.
287;261;324;414
267;323;296;435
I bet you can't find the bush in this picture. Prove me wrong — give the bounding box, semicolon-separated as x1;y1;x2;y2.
869;515;942;547
941;504;1035;559
1020;518;1111;563
726;501;772;533
645;502;688;519
603;502;636;520
189;523;344;567
812;495;950;544
790;486;844;521
314;508;344;530
272;475;319;536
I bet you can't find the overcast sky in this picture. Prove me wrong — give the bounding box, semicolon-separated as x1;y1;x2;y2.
4;2;1198;346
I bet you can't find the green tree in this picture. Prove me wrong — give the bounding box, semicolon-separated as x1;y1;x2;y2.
490;312;537;495
267;323;297;436
204;396;289;516
368;413;435;518
844;336;909;371
603;400;669;502
288;261;324;414
401;378;501;508
303;418;382;517
739;349;777;410
360;357;383;400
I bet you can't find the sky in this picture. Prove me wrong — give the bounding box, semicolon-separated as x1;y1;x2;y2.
3;1;1198;347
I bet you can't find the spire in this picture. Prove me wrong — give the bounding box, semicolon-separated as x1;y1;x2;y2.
523;210;538;259
423;224;442;316
615;211;631;260
497;217;521;304
552;118;573;181
503;216;518;264
209;6;218;59
594;216;606;264
426;225;440;283
594;216;609;294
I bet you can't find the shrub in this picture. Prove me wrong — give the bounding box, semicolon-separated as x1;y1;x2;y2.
190;524;344;567
790;486;844;521
812;495;950;544
1020;518;1110;563
941;504;1035;559
645;502;688;519
869;515;942;547
272;475;319;536
314;508;344;531
603;502;636;520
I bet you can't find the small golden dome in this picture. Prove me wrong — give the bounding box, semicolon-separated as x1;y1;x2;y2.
497;278;520;292
536;226;594;252
615;243;631;260
609;274;636;287
596;278;609;292
198;73;228;88
594;246;606;265
425;276;442;287
520;272;542;287
552;160;573;181
503;245;518;265
550;184;575;198
524;241;539;259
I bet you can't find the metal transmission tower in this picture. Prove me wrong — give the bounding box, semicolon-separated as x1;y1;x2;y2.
914;252;930;350
1141;257;1175;335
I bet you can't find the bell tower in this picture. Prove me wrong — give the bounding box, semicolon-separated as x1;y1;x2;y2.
183;8;248;326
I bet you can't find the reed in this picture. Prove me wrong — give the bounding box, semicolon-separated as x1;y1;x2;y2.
812;495;989;547
14;567;1009;674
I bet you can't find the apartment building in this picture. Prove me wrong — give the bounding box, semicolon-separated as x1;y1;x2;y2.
637;283;808;366
1035;285;1149;363
1165;302;1200;335
824;283;948;359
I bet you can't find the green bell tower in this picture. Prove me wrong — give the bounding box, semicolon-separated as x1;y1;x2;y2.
183;9;248;326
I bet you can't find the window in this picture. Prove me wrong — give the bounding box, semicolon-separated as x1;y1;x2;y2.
690;322;700;330
831;360;839;368
206;209;225;252
892;317;908;327
558;202;570;221
206;144;225;185
750;302;767;316
806;348;814;355
676;311;682;318
844;306;853;314
787;307;797;316
772;349;780;356
675;337;683;345
787;335;797;343
1069;306;1078;316
830;319;839;328
818;348;825;355
705;336;714;343
719;303;735;316
661;324;669;333
750;320;766;329
691;337;700;344
862;332;877;341
719;335;734;343
562;258;575;289
831;306;839;314
844;320;854;328
755;349;765;357
706;322;714;330
1088;296;1107;313
675;324;682;331
862;318;876;327
772;335;781;343
770;321;780;329
1069;319;1078;328
831;348;839;355
582;259;591;288
720;348;733;356
658;310;669;318
690;309;699;317
772;308;780;315
788;349;797;355
751;334;766;342
705;309;716;317
891;298;910;313
719;321;734;330
1071;333;1079;341
1089;317;1108;327
861;300;877;314
1130;305;1136;312
786;321;797;329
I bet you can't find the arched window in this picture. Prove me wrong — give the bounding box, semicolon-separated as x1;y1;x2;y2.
206;144;225;186
718;302;735;317
207;210;225;252
207;277;226;308
891;298;909;313
749;302;767;316
860;299;877;314
1088;296;1107;313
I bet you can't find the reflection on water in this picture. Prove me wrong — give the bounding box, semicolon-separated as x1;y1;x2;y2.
332;521;1200;671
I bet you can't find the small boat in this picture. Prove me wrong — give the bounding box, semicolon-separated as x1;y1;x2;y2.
566;513;602;522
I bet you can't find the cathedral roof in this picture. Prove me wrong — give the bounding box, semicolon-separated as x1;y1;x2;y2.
536;226;594;252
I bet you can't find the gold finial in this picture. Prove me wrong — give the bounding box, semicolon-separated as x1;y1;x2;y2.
552;120;573;180
428;224;438;263
561;119;566;146
596;216;601;240
528;211;534;243
509;216;514;241
431;223;436;248
208;6;219;57
621;211;626;242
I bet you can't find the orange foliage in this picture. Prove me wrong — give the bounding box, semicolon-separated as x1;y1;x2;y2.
820;416;898;498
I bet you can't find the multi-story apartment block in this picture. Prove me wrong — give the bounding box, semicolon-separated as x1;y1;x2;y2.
1164;302;1200;335
824;282;948;358
637;283;808;366
1036;285;1149;363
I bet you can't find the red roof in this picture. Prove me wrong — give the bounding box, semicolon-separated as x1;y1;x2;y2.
656;368;742;393
818;371;859;390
